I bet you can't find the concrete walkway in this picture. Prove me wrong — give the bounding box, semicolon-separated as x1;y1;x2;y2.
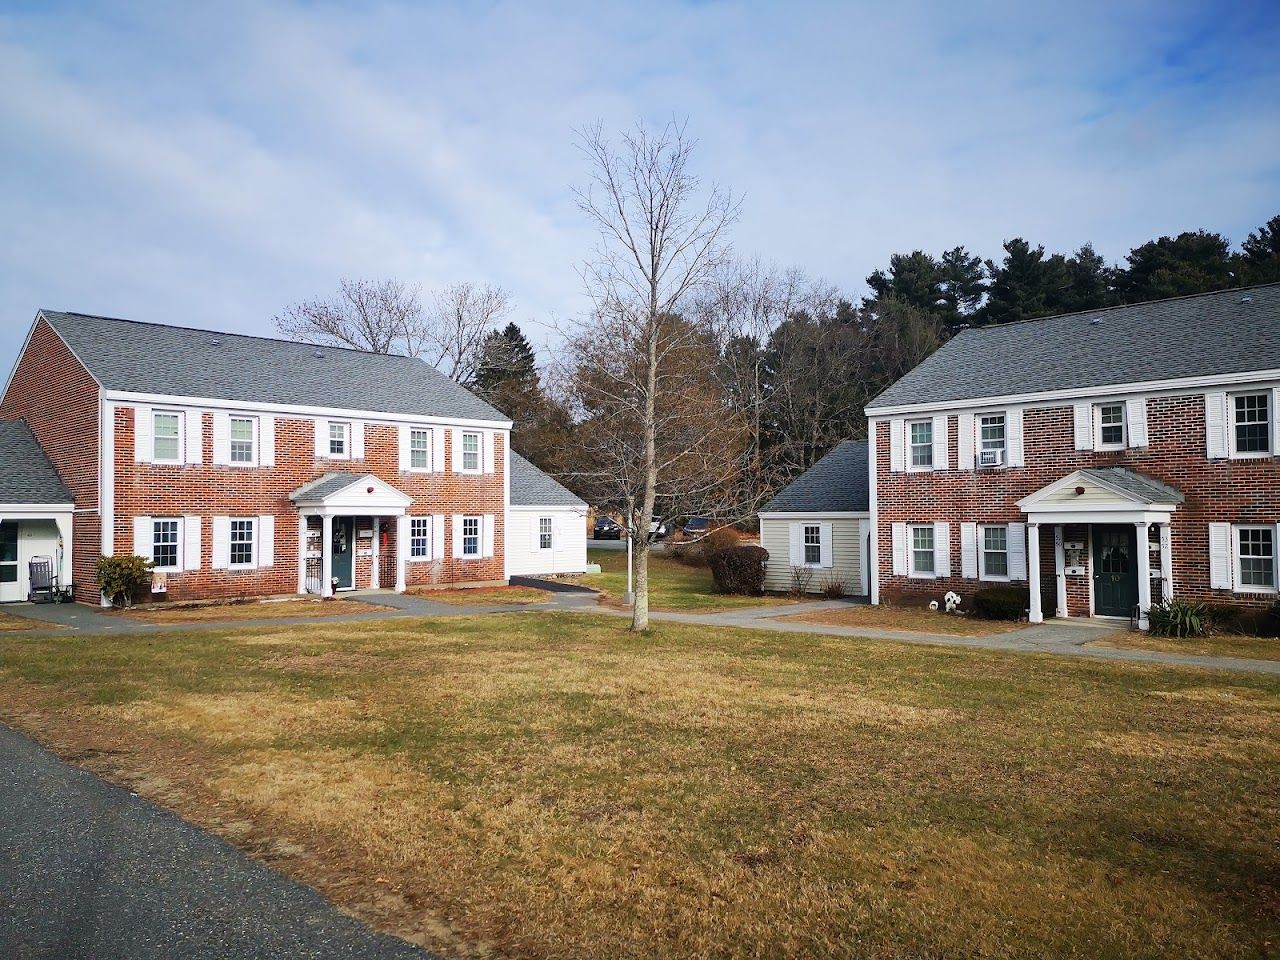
0;724;434;960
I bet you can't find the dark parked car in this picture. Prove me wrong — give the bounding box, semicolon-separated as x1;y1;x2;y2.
593;516;623;540
681;517;711;539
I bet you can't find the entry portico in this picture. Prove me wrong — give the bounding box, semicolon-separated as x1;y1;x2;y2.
1017;468;1184;628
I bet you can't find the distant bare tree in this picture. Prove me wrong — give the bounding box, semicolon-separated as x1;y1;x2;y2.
422;282;513;384
561;119;741;632
274;278;426;356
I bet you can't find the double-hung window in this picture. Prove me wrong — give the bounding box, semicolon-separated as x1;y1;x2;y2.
979;414;1005;463
1236;526;1275;591
230;417;256;464
152;519;180;570
1232;392;1271;455
329;422;350;458
460;432;481;472
229;518;256;567
803;524;822;565
910;525;935;576
1096;403;1125;449
461;516;480;557
539;517;554;551
410;517;430;559
152;412;182;463
410;429;431;470
909;420;933;469
981;525;1009;579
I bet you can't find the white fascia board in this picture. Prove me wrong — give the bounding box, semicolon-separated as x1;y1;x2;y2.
509;504;588;513
758;511;867;520
0;504;76;515
100;389;514;430
1024;509;1176;526
865;368;1280;418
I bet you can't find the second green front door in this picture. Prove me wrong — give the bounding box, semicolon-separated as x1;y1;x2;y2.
332;517;354;590
1092;525;1137;618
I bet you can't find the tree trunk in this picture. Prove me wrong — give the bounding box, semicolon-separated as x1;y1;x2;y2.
631;319;659;632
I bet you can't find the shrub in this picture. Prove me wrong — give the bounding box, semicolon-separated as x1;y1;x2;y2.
708;545;768;595
1205;600;1280;637
96;554;154;608
701;527;740;557
819;577;846;599
789;565;814;596
1147;599;1210;638
971;585;1030;621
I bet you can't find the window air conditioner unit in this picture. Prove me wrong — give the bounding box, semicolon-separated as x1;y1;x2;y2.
979;449;1004;468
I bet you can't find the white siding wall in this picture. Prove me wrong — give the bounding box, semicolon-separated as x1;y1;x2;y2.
506;507;589;576
759;515;867;595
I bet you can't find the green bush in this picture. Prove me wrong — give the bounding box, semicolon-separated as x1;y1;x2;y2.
1147;599;1211;638
95;554;154;608
971;586;1030;621
708;545;768;595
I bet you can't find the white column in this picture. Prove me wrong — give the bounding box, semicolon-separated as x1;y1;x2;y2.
296;515;308;594
321;514;334;598
1136;521;1152;630
370;518;381;589
1053;525;1067;618
1027;522;1043;623
1159;522;1173;603
394;515;408;593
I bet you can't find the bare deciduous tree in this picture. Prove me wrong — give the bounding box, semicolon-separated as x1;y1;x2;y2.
562;119;741;632
274;278;426;356
422;282;513;384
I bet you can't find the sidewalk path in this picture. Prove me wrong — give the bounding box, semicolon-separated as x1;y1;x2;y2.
0;724;434;960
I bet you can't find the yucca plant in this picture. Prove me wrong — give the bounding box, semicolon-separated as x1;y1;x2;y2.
1147;599;1210;638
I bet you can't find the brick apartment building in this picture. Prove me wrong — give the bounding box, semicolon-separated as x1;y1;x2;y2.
0;310;582;605
864;283;1280;628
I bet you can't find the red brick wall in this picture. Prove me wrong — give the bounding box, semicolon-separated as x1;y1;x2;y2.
113;409;507;601
0;318;101;602
875;395;1280;611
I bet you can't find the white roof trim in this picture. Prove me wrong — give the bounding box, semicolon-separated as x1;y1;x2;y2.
758;511;868;520
1016;470;1181;513
290;473;413;513
0;503;75;514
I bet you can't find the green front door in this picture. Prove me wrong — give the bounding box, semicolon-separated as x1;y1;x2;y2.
1093;525;1137;618
332;517;354;589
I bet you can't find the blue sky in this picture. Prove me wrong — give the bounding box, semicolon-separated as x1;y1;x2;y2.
2;0;1278;370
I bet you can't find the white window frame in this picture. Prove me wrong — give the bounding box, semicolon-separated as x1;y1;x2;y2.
978;524;1010;582
152;518;181;571
409;428;432;472
152;410;184;464
461;515;481;557
229;415;258;466
1233;524;1277;593
538;516;554;552
908;419;933;471
1229;391;1272;459
229;517;257;569
908;524;935;578
1093;402;1126;451
978;413;1006;456
459;432;482;474
802;523;822;566
328;421;351;459
409;517;431;560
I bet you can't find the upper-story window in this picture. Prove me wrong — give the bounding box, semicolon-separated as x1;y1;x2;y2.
1232;392;1271;455
152;411;183;463
1096;403;1126;449
978;413;1005;467
909;420;933;469
329;421;351;458
230;417;256;464
410;428;431;470
460;432;481;472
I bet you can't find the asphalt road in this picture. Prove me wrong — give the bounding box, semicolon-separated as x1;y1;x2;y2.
0;724;435;960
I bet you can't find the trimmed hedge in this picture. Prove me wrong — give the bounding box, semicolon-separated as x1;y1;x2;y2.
971;585;1030;621
708;545;768;596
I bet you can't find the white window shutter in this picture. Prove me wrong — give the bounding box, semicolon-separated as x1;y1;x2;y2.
1204;392;1228;459
260;416;275;467
212;517;230;570
212;413;230;465
819;522;833;569
398;425;411;472
183;516;201;571
451;514;464;558
184;410;203;464
1126;398;1148;448
256;514;273;568
483;431;496;473
1073;403;1092;450
134;405;153;462
351;421;365;459
133;516;151;559
314;419;329;459
1208;523;1232;589
1006;409;1024;467
530;518;543;552
1273;389;1280;455
933;522;951;577
788;523;802;566
891;523;907;576
450;429;462;471
1008;523;1028;581
483;515;496;557
432;514;445;559
889;419;905;472
931;415;948;471
433;429;447;473
957;413;975;469
961;522;978;579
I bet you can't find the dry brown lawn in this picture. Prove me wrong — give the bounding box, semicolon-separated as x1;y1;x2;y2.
0;610;62;632
783;603;1024;636
108;597;392;624
0;614;1276;959
1091;629;1280;662
410;585;550;606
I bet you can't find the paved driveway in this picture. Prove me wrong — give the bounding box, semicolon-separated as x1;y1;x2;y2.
0;725;434;960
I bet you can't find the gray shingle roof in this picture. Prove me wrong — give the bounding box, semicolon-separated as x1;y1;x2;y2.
289;472;368;502
39;311;509;423
509;452;585;507
868;284;1280;410
761;440;870;513
0;420;73;504
1081;467;1184;504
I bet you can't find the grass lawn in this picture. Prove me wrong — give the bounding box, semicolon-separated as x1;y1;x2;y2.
782;604;1025;637
0;616;1276;959
1091;630;1280;662
583;548;797;612
0;610;62;632
110;597;392;624
410;585;550;606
